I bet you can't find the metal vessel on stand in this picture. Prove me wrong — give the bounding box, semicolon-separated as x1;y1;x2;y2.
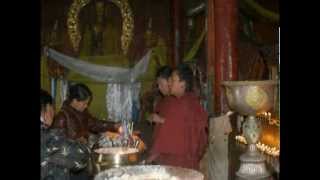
222;80;277;179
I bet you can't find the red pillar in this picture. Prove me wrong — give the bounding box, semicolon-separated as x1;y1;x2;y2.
207;0;215;115
212;0;238;115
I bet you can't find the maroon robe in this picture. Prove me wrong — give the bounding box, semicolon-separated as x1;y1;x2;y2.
151;96;174;141
150;92;208;170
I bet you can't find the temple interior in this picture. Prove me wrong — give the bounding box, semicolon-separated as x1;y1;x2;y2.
41;0;279;179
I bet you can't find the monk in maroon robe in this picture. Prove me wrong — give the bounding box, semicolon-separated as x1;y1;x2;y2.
151;95;174;140
147;64;208;170
148;66;172;141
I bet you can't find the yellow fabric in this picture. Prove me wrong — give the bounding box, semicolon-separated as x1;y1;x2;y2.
139;38;168;95
40;56;50;92
183;28;206;62
243;0;279;23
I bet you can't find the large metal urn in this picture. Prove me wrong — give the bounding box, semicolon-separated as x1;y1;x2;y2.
91;147;141;175
222;80;277;179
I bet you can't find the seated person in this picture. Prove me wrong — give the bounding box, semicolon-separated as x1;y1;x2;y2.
41;89;89;180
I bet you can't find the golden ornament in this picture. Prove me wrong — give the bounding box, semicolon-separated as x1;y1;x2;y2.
245;86;268;110
67;0;134;55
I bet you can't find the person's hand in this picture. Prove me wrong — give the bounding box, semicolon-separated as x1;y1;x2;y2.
225;111;234;116
149;113;165;124
114;122;122;132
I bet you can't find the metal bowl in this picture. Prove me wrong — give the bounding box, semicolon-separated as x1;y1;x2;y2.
222;80;277;115
94;165;204;180
91;147;140;174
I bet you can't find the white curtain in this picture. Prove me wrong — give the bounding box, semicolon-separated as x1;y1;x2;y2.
60;79;68;104
45;48;152;122
45;48;152;83
106;83;141;122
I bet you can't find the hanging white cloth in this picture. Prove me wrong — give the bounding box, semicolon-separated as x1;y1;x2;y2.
60;79;68;104
106;83;141;122
45;48;152;83
44;47;152;122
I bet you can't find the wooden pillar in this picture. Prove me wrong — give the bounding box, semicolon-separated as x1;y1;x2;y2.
172;0;182;66
207;0;216;115
213;0;238;115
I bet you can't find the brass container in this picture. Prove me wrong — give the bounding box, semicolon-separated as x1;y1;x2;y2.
91;147;140;175
222;80;278;179
222;80;277;116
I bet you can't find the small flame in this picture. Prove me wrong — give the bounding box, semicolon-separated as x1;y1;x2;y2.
118;126;123;134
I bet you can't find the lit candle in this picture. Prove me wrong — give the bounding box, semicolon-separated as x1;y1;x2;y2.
269;112;272;121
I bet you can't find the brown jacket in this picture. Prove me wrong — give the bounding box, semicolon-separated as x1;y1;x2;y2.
53;101;117;141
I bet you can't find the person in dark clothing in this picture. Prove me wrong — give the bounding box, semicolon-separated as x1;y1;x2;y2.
53;83;121;179
41;89;90;180
53;83;120;143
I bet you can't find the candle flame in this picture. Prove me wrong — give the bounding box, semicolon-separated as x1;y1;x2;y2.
235;135;280;157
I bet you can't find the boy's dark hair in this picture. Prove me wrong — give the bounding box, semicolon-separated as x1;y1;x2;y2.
40;89;53;113
68;83;92;101
156;65;172;80
175;63;194;92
